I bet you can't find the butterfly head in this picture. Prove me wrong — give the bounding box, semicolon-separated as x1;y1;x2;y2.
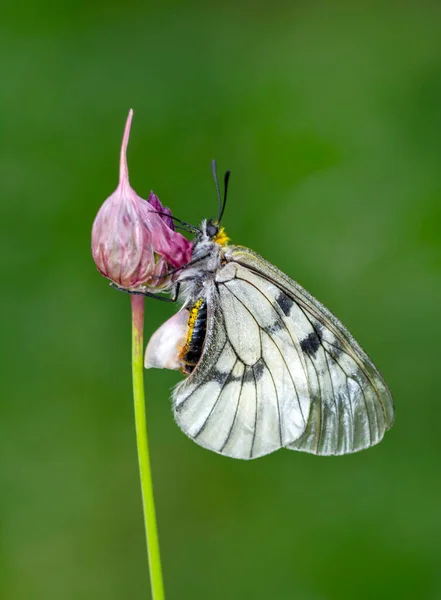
205;160;231;247
203;219;230;246
178;161;231;253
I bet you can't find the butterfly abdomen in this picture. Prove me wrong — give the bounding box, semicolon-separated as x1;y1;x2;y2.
180;298;207;374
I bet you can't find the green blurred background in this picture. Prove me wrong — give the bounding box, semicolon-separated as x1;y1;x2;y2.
1;2;441;599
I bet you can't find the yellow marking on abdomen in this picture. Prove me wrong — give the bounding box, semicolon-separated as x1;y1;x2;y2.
179;298;204;359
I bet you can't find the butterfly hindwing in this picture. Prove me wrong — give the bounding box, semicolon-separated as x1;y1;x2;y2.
173;273;311;459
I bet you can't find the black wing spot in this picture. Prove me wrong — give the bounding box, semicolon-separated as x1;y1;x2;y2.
300;331;321;357
325;342;343;360
253;359;265;382
263;321;283;335
210;369;231;384
227;361;264;384
242;367;255;384
275;291;294;316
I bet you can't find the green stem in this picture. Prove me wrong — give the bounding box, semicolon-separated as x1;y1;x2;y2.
131;294;165;600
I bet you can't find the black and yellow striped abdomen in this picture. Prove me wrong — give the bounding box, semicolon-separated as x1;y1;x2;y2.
180;299;208;375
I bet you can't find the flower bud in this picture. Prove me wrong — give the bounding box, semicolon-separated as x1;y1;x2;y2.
91;110;192;291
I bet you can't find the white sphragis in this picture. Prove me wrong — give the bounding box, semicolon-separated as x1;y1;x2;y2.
145;309;190;370
144;167;394;460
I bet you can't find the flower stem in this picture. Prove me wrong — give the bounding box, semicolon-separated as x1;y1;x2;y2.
131;294;165;600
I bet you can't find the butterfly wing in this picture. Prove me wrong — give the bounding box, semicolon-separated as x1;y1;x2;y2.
223;245;394;455
173;276;311;459
173;245;394;459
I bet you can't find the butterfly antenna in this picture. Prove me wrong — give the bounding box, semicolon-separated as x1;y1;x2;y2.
219;170;231;224
212;159;222;223
151;210;201;234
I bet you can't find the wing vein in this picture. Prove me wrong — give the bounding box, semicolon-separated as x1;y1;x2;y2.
194;356;238;439
220;368;245;452
261;355;283;446
235;275;310;389
217;282;263;358
321;350;338;452
221;281;306;426
294;300;389;426
175;339;228;411
233;259;390;425
250;365;258;459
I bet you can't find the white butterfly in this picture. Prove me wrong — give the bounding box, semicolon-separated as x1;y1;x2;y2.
144;165;394;460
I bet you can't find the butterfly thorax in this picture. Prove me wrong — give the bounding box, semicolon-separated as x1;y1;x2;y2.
177;219;229;303
176;219;231;373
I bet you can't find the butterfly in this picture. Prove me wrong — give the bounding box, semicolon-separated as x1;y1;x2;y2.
143;162;394;460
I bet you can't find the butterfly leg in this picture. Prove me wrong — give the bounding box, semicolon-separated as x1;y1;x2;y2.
110;282;180;303
150;254;211;281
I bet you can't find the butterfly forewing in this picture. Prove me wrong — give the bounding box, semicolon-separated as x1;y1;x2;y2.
225;246;394;455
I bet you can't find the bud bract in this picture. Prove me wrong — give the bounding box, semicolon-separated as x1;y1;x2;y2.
91;110;192;291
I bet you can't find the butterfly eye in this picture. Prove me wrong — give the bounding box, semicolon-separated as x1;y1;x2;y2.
206;222;219;238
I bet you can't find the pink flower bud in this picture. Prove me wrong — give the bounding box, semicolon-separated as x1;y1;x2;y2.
91;110;192;290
